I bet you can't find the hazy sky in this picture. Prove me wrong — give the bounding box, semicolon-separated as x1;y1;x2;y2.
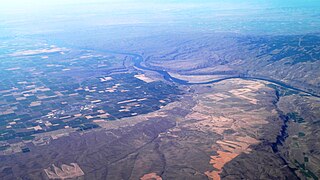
1;0;319;37
1;0;320;10
1;0;320;18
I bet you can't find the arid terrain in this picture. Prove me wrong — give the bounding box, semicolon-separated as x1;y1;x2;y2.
1;1;320;179
1;32;320;179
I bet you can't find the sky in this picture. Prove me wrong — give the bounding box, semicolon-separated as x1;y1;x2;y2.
1;0;320;17
1;0;320;37
1;0;320;10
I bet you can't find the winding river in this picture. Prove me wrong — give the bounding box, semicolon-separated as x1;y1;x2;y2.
110;50;320;98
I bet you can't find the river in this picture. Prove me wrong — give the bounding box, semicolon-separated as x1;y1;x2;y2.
112;51;320;98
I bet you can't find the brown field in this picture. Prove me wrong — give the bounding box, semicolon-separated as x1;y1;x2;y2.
185;79;279;179
140;173;163;180
44;163;84;179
